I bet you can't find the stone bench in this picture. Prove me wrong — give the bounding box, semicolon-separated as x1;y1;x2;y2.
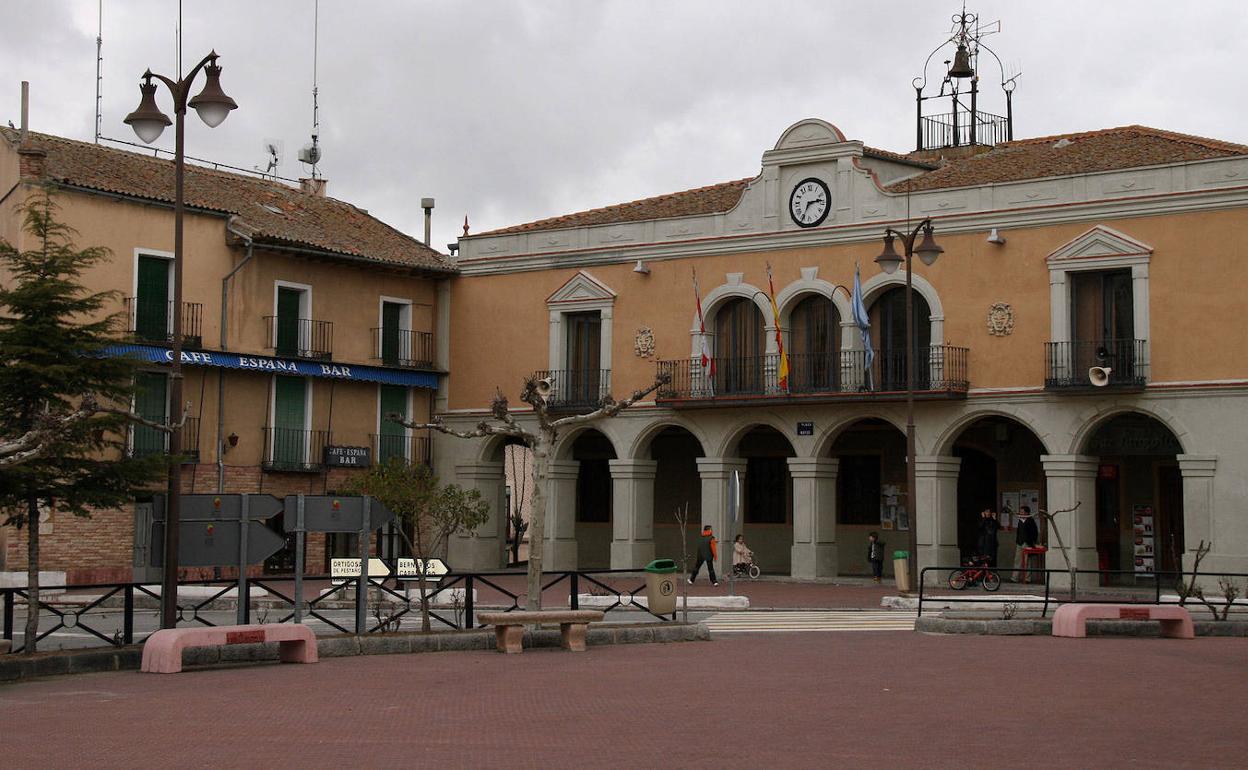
476;610;605;653
141;623;318;673
1052;603;1194;639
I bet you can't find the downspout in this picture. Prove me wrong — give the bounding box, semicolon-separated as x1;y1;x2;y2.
217;220;256;493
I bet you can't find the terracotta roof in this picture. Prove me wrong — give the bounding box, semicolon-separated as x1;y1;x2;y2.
862;145;937;168
3;129;453;273
477;177;754;236
887;125;1248;192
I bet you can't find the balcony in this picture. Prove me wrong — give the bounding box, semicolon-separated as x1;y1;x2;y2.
1045;339;1147;390
370;433;433;466
371;327;435;369
264;316;334;361
131;416;200;463
123;298;203;348
533;369;612;411
261;427;332;472
920;110;1010;149
656;346;969;406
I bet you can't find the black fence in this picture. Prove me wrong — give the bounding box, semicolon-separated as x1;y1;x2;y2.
917;566;1248;619
657;345;969;400
371;327;435;369
264;316;334;360
261;427;332;472
1;569;674;653
370;433;432;466
920;110;1010;149
1045;339;1147;389
131;416;200;462
532;368;612;409
123;298;203;348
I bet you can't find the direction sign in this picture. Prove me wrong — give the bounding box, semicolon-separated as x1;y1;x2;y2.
330;557;391;579
154;494;283;522
287;495;395;533
396;557;450;582
150;520;287;567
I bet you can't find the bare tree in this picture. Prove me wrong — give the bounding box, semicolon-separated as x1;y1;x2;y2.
673;502;691;623
506;444;530;566
396;372;670;610
0;396;186;469
1175;540;1243;621
1036;501;1081;601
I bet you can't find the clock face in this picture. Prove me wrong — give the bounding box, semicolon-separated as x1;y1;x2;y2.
789;177;830;228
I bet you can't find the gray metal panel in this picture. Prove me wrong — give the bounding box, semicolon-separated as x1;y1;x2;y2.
150;520;286;567
286;495;395;532
153;494;283;522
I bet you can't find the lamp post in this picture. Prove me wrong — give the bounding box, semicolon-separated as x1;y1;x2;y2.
874;219;943;591
125;51;237;630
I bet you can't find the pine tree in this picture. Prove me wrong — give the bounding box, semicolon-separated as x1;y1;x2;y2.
0;190;168;654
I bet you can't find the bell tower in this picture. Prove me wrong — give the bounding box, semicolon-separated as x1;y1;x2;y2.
912;6;1019;155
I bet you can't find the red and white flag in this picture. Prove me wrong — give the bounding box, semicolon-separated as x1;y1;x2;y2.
692;268;715;392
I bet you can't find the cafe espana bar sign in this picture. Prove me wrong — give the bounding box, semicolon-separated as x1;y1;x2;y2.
324;445;371;468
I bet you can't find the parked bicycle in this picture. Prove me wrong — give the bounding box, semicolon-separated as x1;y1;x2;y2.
947;554;1001;591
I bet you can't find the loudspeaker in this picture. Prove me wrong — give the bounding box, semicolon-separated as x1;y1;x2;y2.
1088;367;1113;387
534;377;555;400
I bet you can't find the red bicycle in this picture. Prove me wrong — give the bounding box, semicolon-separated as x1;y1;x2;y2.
947;555;1001;591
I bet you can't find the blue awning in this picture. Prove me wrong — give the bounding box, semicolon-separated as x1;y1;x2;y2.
105;344;440;390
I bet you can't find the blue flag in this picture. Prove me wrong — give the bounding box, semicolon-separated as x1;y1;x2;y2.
851;266;874;390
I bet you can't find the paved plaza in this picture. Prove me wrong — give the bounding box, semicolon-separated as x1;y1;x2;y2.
3;630;1244;768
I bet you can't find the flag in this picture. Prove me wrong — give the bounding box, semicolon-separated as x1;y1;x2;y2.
766;263;790;391
851;264;874;390
692;268;715;394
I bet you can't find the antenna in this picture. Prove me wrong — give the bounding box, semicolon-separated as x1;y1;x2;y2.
94;0;102;143
299;0;324;178
257;139;283;179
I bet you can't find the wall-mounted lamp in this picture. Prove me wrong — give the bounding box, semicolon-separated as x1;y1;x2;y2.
632;259;650;275
987;228;1006;245
227;432;239;448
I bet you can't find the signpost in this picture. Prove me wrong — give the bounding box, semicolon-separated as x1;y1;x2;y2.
396;557;449;581
323;445;371;468
727;470;741;597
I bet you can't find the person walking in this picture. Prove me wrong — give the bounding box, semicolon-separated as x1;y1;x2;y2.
689;524;719;586
867;531;885;583
978;509;1001;568
1013;506;1040;581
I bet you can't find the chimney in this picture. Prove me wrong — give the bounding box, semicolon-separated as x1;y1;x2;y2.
20;80;29;143
421;197;435;246
299;177;327;197
16;80;46;179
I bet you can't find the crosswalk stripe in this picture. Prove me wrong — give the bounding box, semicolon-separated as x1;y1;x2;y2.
703;611;917;633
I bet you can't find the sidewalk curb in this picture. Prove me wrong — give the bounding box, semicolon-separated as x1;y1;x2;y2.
915;616;1248;636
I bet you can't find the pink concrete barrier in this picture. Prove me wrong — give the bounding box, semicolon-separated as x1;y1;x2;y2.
141;623;318;673
1052;604;1194;639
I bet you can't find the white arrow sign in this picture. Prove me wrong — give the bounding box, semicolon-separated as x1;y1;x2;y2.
396;557;450;582
330;557;391;580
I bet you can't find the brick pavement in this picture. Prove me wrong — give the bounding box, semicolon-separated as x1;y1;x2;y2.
2;633;1244;767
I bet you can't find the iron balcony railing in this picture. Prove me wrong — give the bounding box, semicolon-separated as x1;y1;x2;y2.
920;110;1010;149
1045;339;1147;389
533;369;612;410
123;298;203;348
370;433;433;466
263;316;334;361
131;416;200;463
261;427;332;472
370;327;435;369
657;345;969;401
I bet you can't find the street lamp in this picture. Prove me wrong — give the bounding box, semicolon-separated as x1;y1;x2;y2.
874;218;942;591
126;51;236;630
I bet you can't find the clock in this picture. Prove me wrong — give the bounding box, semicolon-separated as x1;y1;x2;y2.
789;177;830;228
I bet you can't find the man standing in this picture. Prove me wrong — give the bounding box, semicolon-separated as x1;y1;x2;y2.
688;524;719;586
1013;506;1040;581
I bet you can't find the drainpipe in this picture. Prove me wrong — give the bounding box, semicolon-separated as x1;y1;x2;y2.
217;220;256;493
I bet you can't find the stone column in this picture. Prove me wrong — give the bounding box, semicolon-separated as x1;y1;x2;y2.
609;459;658;569
1177;455;1217;570
447;461;506;570
1041;455;1099;587
915;455;962;575
544;460;581;571
788;457;838;578
696;457;747;576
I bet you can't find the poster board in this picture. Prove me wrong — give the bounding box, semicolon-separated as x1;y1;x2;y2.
1133;504;1155;574
882;484;907;531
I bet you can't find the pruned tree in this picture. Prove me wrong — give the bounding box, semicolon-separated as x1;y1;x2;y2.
1036;501;1081;601
506;444;530;566
1175;540;1242;621
673;502;691;623
347;458;488;631
395;371;670;610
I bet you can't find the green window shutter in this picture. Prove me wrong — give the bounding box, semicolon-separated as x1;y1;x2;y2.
135;256;170;341
276;288;301;357
132;372;167;456
381;302;403;365
272;375;307;467
378;385;407;463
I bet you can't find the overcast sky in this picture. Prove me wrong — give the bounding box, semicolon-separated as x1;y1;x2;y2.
4;1;1247;252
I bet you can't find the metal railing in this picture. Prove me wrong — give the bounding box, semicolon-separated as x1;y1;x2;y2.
370;433;432;466
916;566;1248;619
370;327;435;369
261;427;332;472
920;110;1010;149
123;298;203;348
532;368;612;409
131;416;200;462
657;345;969;400
1045;339;1147;389
1;568;674;653
263;316;334;361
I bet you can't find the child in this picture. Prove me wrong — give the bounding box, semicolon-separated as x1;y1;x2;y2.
867;531;885;583
732;534;754;576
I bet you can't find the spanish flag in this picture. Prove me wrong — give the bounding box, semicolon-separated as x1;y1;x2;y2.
766;263;789;391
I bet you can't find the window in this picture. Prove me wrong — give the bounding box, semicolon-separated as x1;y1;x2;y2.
132;372;168;456
380;300;410;366
275;286;307;357
270;375;309;468
564;311;602;405
714;298;765;394
838;455;881;525
871;287;931;391
377;384;408;464
790;294;839;392
134;255;170;341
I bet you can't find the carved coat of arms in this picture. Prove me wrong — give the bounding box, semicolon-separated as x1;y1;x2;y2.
986;303;1015;336
634;327;655;358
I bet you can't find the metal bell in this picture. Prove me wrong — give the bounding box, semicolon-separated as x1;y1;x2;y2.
949;43;974;78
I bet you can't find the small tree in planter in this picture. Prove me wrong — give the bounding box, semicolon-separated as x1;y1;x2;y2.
348;458;488;632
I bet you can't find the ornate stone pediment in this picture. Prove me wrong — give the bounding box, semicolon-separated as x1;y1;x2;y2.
546;270;616;306
1047;225;1153;263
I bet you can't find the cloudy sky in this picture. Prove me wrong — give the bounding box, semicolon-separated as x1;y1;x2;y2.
4;1;1247;251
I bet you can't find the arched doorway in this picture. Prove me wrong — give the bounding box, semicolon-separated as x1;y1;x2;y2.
736;426;795;574
714;297;765;395
829;418;906;576
648;426;706;564
570;429;616;568
1082;413;1184;583
789;294;840;393
872;286;931;391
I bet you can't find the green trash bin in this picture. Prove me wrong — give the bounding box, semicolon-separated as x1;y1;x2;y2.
893;550;911;593
643;559;679;615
